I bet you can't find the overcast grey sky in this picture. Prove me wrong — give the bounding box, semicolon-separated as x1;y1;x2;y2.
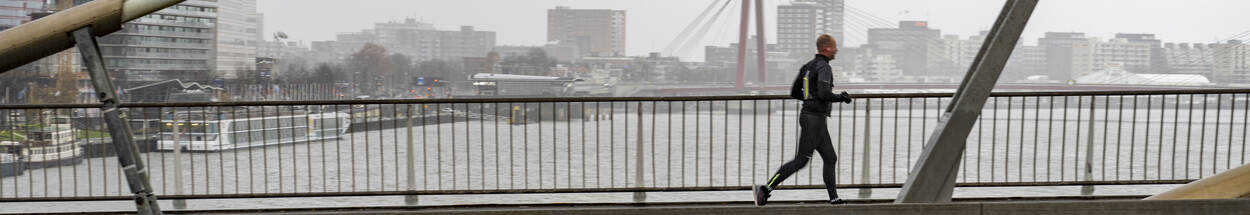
258;0;1249;60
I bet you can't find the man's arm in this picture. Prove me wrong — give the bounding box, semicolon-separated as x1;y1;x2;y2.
810;65;849;103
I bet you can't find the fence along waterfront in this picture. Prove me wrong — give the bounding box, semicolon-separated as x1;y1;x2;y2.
1;89;1249;201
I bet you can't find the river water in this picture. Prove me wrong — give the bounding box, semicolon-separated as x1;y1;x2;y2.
2;100;1247;213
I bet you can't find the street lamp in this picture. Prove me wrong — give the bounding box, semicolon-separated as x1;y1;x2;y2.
269;31;287;100
273;32;288;40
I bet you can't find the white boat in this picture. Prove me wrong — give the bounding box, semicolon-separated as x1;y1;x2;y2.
0;120;84;169
156;109;351;152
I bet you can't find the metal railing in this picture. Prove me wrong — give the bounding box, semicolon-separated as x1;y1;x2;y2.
1;89;1250;202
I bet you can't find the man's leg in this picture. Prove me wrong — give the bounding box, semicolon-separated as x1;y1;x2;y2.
756;114;818;206
766;114;819;190
812;116;843;203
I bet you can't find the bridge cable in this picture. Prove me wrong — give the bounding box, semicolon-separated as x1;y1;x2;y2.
674;0;737;58
663;0;726;56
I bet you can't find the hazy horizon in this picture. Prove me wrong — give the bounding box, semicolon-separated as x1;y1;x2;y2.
260;0;1250;60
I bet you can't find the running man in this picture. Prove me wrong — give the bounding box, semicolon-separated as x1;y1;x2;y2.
754;34;852;206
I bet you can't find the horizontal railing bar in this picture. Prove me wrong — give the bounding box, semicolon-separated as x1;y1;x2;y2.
2;88;1249;109
16;195;1158;215
0;180;1193;202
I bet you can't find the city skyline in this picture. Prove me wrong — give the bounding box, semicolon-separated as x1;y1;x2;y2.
259;0;1250;60
2;0;1248;105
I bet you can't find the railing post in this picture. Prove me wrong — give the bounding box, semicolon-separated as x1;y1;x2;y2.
173;119;186;209
859;100;872;198
634;102;647;203
1083;96;1097;195
405;104;418;205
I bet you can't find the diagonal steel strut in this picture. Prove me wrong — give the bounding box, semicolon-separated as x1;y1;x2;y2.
72;27;164;215
895;0;1038;203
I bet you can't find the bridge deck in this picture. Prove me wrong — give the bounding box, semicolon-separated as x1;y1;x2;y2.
24;196;1250;215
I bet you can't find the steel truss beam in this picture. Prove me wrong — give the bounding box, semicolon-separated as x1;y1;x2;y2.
895;0;1039;203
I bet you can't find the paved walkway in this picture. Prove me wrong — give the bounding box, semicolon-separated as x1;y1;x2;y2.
31;195;1250;215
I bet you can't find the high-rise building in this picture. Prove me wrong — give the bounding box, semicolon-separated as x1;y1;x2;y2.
434;26;496;61
310;30;375;63
867;21;940;77
0;0;41;28
840;45;903;82
1005;45;1046;81
1043;33;1151;80
1039;32;1087;81
1163;42;1214;75
255;12;264;45
92;1;217;88
311;19;495;63
1090;38;1151;74
922;31;1045;82
1213;40;1250;84
1114;33;1166;73
777;0;843;58
215;0;260;79
547;6;626;57
372;18;436;60
931;34;983;77
371;19;495;61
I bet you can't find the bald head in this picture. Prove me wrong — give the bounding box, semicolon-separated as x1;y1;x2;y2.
816;34;838;60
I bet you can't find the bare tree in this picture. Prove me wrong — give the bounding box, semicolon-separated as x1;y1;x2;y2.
418;59;455;80
279;63;309;84
389;53;414;93
312;63;341;84
347;43;392;95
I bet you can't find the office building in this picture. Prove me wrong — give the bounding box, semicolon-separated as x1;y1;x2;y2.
867;21;940;76
312;18;495;63
1120;33;1165;73
1039;32;1087;81
1090;38;1151;75
215;0;260;79
98;0;218;87
1115;33;1167;73
931;34;984;77
1004;45;1046;81
777;0;843;58
0;0;41;28
547;6;626;57
1213;40;1250;84
1163;42;1214;75
840;45;903;82
1042;33;1151;80
929;31;1045;81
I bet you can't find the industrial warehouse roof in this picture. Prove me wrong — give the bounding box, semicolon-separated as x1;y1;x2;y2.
123;79;223;92
120;79;221;103
1075;69;1212;86
469;73;581;81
